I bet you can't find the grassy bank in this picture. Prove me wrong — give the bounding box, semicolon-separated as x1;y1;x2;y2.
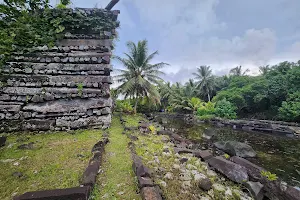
90;115;141;200
0;130;102;199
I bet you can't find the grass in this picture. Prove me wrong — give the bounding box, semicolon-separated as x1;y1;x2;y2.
0;129;102;200
122;114;143;127
90;115;141;200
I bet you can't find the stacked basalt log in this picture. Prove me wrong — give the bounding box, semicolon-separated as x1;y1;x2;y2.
0;8;120;132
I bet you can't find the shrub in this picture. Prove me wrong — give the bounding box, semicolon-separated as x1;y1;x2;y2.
115;100;134;113
190;97;203;111
215;99;237;119
279;92;300;122
213;89;246;111
197;101;215;116
136;97;158;113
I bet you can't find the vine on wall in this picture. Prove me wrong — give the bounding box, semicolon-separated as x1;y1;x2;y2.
0;0;119;66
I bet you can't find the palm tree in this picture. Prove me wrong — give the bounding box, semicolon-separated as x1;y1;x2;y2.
114;40;168;114
184;79;197;98
193;66;215;101
259;65;270;75
230;66;249;76
158;81;173;111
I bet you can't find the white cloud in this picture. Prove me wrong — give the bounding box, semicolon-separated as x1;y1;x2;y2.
201;28;277;66
159;28;277;82
122;0;280;80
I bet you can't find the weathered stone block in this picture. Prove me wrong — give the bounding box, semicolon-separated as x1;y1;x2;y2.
141;187;162;200
56;115;111;129
22;119;55;131
138;176;154;188
0;94;10;101
230;156;264;181
193;150;213;161
207;156;249;183
81;161;100;186
0;104;21;112
24;98;112;113
0;136;7;147
244;181;264;200
13;186;91;200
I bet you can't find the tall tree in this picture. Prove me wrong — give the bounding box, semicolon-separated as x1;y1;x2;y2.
230;66;250;76
193;66;215;101
114;40;168;114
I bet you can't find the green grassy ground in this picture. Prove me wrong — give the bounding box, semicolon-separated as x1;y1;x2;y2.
123;114;143;127
90;115;141;200
0;129;102;200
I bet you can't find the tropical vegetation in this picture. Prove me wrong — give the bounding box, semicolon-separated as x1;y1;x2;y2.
115;59;300;122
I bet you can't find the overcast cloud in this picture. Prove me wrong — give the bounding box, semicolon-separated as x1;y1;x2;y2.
112;0;300;83
2;0;300;83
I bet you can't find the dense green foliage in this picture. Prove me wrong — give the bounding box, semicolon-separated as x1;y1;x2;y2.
114;40;168;114
215;99;237;119
212;62;300;121
279;92;300;122
115;99;134;113
197;101;215;116
155;61;300;121
0;0;118;64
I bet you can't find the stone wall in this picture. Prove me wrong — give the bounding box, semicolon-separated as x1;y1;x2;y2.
0;8;120;132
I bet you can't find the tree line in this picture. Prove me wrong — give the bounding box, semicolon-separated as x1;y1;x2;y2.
114;40;300;122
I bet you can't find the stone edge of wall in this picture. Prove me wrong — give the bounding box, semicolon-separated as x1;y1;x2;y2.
119;114;164;200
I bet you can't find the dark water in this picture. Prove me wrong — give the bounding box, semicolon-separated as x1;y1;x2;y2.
154;114;300;187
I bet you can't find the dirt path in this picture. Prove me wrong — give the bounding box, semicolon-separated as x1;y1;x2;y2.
90;116;141;200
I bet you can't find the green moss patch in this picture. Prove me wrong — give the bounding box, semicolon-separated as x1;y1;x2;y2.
0;129;102;200
123;114;143;127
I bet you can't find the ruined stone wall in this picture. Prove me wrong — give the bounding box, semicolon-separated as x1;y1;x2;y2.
0;9;119;132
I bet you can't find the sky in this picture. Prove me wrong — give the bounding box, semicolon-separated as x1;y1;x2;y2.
3;0;300;83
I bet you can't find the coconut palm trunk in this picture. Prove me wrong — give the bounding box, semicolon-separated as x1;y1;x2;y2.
134;94;138;114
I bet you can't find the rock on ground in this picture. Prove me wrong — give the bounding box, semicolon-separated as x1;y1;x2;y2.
207;156;249;183
244;181;264;200
214;141;257;158
0;136;7;147
141;187;162;200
